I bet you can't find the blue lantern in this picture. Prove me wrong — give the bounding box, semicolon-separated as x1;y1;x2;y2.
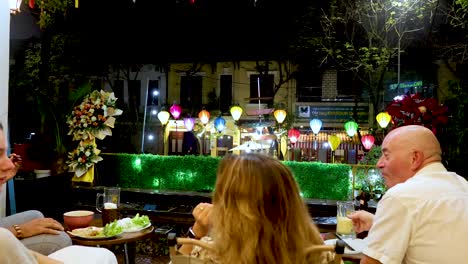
214;116;226;132
310;119;322;135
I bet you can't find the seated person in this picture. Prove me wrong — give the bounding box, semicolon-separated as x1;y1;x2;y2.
0;152;72;255
0;123;117;264
349;125;468;264
0;227;117;264
179;153;334;264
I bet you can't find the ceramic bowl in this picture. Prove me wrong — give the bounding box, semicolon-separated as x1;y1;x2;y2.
63;210;94;230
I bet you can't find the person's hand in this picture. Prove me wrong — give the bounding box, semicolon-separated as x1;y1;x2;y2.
20;218;65;238
191;202;213;238
348;210;375;233
6;154;21;181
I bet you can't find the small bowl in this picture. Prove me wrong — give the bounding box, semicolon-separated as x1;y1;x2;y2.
63;210;94;230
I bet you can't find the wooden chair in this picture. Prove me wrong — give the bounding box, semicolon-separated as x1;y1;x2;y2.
168;233;345;264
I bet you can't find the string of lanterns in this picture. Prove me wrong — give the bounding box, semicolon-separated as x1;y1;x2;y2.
156;103;391;158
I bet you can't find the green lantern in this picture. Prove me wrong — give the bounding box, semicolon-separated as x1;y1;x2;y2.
344;120;359;137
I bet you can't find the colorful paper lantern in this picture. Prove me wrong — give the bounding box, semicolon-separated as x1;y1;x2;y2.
183;117;195;131
169;103;182;120
230;105;243;121
274;109;287;124
288;128;301;144
310;119;322;135
328;135;341;151
344;120;359;137
198;110;210;125
214;116;226;132
361;134;375;150
157;110;170;126
376;112;391;128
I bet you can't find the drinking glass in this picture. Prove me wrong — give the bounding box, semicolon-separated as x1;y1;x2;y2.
336;201;356;239
96;187;121;226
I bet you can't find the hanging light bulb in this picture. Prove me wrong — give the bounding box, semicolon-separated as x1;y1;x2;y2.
214;116;226;132
198;109;210;125
288;128;301;144
344;120;359;137
157;110;170;126
310;119;322;135
361;134;375;150
169;103;182;120
230;105;243;121
376;112;391;128
273;109;287;124
184;117;195;131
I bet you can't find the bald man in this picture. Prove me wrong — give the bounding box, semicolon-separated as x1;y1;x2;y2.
349;125;468;264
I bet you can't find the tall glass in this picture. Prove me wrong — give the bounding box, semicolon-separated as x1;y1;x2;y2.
336;201;356;239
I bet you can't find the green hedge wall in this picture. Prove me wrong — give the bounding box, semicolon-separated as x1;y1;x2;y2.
97;154;351;200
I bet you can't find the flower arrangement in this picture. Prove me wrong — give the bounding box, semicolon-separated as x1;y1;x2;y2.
67;90;123;141
386;92;448;134
67;90;122;179
67;140;103;177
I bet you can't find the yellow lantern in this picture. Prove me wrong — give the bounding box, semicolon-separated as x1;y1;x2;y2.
273;109;287;124
376;112;391;128
157;110;170;126
230;105;243;121
328;135;341;151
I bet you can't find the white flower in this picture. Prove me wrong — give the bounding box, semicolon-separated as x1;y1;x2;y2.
85;151;91;156
91;116;97;122
89;108;95;113
79;146;84;151
78;157;82;162
83;123;88;127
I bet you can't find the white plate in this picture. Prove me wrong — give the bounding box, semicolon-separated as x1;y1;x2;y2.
67;226;122;240
324;238;366;254
122;222;152;233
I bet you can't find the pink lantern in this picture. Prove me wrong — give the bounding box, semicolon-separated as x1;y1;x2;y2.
361;134;375;150
184;117;195;131
169;103;182;120
288;128;301;144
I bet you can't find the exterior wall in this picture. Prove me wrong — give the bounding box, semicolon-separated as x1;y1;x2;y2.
167;61;295;113
321;69;337;99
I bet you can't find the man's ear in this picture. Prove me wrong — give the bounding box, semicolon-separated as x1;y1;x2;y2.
410;150;424;171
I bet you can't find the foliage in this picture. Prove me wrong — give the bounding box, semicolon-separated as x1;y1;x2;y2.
303;0;437;115
441;80;468;178
356;146;386;200
97;154;351;200
386;93;449;134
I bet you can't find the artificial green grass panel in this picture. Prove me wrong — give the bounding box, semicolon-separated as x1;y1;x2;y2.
284;161;351;200
100;154;350;199
101;154;220;192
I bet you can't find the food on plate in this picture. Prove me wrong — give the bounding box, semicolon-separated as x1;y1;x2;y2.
70;227;105;238
117;214;151;232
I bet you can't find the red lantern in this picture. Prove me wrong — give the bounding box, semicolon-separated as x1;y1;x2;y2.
169;103;182;120
288;128;301;144
361;135;375;150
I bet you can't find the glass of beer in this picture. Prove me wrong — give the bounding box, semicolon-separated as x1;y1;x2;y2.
336;201;356;239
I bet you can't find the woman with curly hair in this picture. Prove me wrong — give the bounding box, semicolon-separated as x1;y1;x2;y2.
179;153;332;264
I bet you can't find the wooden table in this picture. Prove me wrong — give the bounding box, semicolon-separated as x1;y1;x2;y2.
68;215;154;264
322;232;364;263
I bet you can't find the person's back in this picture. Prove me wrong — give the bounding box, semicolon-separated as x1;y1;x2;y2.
377;162;468;264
